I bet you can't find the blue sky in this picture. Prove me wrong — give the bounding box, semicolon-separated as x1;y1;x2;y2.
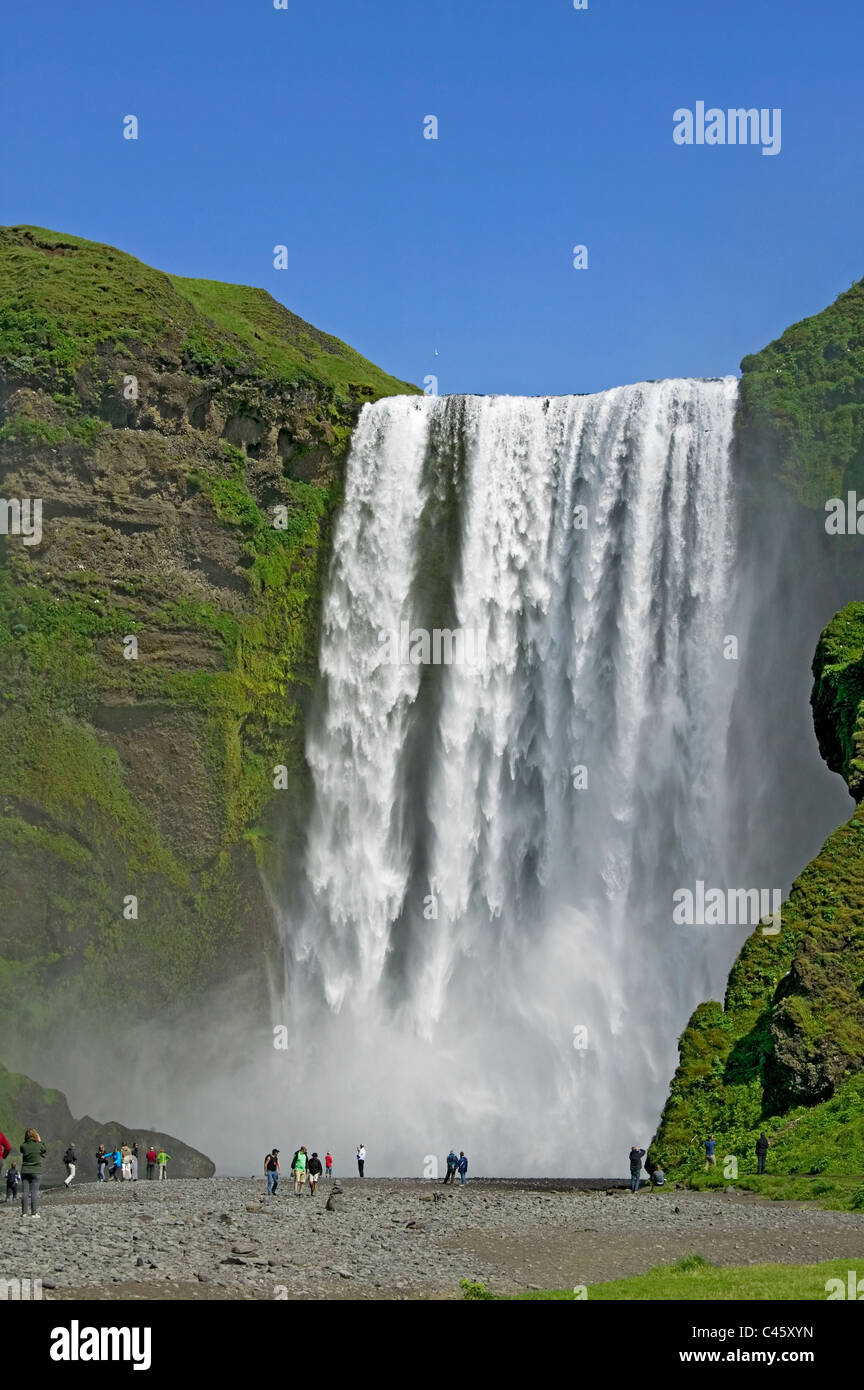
2;0;862;395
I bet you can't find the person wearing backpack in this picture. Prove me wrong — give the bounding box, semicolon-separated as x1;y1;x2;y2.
145;1144;158;1180
63;1142;77;1187
265;1149;281;1195
20;1128;47;1218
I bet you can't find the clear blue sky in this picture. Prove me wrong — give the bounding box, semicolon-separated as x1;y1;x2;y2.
2;0;862;395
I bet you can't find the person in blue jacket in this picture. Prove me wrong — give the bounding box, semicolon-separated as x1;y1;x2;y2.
629;1145;645;1193
704;1135;717;1171
442;1150;458;1184
457;1152;468;1185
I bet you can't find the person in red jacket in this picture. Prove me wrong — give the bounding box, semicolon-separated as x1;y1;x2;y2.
145;1145;158;1180
0;1131;10;1179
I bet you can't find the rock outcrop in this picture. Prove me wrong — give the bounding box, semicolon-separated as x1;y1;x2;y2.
0;1061;214;1181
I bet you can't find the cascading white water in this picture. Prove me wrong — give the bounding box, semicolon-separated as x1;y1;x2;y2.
283;379;745;1174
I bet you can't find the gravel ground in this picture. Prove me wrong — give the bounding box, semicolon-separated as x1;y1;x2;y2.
4;1177;864;1301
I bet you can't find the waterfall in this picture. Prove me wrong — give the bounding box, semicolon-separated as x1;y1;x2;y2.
282;379;744;1174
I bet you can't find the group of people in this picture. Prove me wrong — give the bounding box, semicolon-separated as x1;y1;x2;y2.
442;1150;469;1185
626;1131;773;1191
0;1127;173;1218
703;1132;770;1173
1;1128;48;1216
95;1142;171;1182
264;1146;335;1195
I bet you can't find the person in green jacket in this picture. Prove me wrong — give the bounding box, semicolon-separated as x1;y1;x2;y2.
20;1127;47;1218
157;1149;170;1180
291;1145;308;1195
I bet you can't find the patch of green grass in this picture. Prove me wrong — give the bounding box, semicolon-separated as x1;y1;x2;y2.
505;1257;864;1300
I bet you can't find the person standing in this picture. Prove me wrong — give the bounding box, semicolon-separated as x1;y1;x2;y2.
307;1152;323;1195
96;1144;107;1182
120;1144;133;1181
704;1135;717;1171
292;1145;308;1194
20;1128;46;1218
5;1163;20;1203
157;1148;170;1180
356;1143;366;1178
442;1149;457;1184
755;1133;769;1175
457;1151;468;1186
131;1142;139;1182
628;1145;646;1194
145;1144;158;1180
265;1149;281;1195
325;1150;333;1179
63;1143;77;1187
0;1128;10;1178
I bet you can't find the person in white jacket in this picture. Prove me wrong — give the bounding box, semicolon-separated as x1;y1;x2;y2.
356;1144;366;1177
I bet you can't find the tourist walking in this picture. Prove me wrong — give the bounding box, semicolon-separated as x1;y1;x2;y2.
0;1128;10;1178
145;1144;158;1180
5;1163;20;1203
755;1133;769;1175
157;1148;170;1180
96;1144;107;1182
20;1128;46;1218
63;1143;76;1187
704;1135;717;1171
325;1150;333;1178
292;1146;308;1194
308;1152;322;1195
628;1144;645;1194
457;1151;468;1185
442;1149;457;1184
265;1148;281;1195
356;1143;366;1177
108;1147;122;1181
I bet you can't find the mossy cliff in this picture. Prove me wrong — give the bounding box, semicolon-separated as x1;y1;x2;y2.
0;225;417;1047
650;604;864;1178
737;275;864;510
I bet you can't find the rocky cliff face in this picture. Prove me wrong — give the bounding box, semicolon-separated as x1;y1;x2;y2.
0;225;417;1056
0;1062;214;1180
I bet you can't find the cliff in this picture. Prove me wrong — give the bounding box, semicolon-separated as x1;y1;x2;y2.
0;224;417;1052
0;1061;214;1181
650;603;864;1176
